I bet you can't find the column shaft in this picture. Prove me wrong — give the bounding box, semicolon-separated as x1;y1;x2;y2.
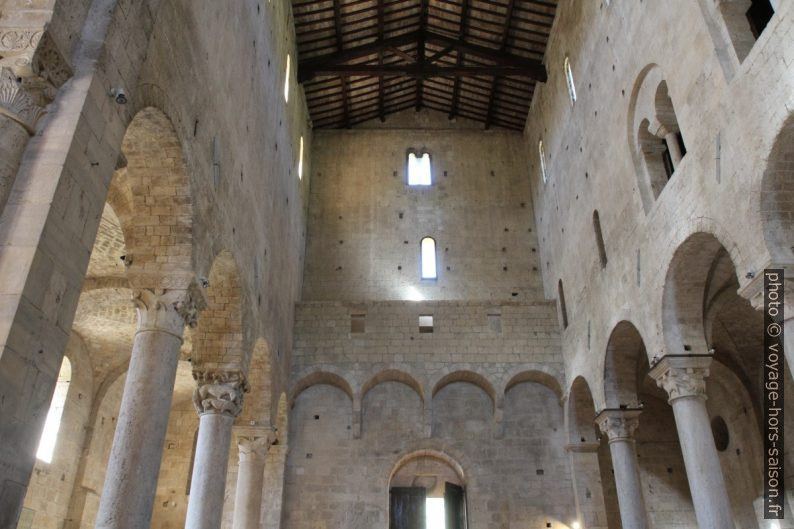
608;439;648;529
670;395;733;528
664;132;683;167
94;318;183;527
650;356;734;529
596;409;648;529
95;287;202;529
185;369;247;529
185;413;235;529
232;428;270;529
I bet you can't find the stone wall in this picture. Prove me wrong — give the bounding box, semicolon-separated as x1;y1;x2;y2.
524;0;794;526
303;118;544;302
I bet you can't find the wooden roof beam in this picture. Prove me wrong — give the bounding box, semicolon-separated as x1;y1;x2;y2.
303;64;544;78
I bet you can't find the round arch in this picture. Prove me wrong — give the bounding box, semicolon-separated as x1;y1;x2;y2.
760;112;794;263
114;106;195;289
290;370;354;405
566;376;599;445
431;370;495;405
603;320;648;409
194;249;243;366
362;369;424;403
662;231;738;357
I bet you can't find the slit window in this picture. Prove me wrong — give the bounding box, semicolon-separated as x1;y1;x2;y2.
36;356;71;463
539;140;547;183
419;315;434;333
593;210;608;269
298;136;304;180
558;279;569;329
564;57;577;105
408;152;432;186
421;237;437;279
284;54;291;103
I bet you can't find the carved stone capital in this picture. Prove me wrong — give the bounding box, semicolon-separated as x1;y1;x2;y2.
0;67;43;133
192;369;249;417
30;29;72;89
649;355;712;403
234;425;274;463
595;409;642;443
131;283;206;337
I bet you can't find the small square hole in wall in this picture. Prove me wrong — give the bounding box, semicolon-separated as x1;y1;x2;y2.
351;314;365;333
419;315;434;333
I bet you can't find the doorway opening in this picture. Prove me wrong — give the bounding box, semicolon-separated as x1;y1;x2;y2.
389;452;467;529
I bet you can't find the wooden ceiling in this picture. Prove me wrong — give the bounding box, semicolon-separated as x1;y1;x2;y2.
293;0;559;131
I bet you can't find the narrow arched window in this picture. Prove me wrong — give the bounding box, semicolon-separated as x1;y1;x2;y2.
564;56;577;105
408;152;432;186
298;136;304;180
538;140;547;183
558;279;568;329
36;356;71;463
421;237;437;279
284;54;291;103
593;210;607;269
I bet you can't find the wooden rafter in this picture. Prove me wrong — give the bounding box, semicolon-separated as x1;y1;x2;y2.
486;0;517;129
292;0;557;130
298;31;546;82
449;0;471;119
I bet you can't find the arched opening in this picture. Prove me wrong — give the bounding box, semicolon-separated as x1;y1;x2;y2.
603;321;646;409
389;451;467;529
194;250;244;367
662;230;786;526
628;65;686;211
566;377;616;529
593;210;607;269
241;338;273;427
36;356;72;463
761;113;794;263
421;237;437;279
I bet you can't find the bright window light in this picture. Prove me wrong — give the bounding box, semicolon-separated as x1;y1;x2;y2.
298;136;304;180
421;237;437;279
408;152;432;186
37;356;71;463
284;54;291;103
426;498;445;529
539;140;547;183
564;56;577;105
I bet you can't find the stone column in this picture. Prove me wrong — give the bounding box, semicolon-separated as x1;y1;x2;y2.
565;442;609;529
232;426;273;529
650;355;733;529
664;131;683;167
0;67;42;212
185;369;248;529
94;287;203;529
595;409;648;529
